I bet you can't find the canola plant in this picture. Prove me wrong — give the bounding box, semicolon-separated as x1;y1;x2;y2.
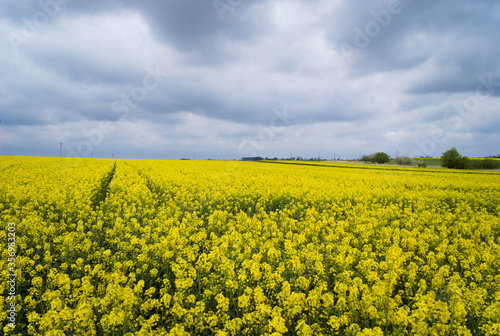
1;157;499;335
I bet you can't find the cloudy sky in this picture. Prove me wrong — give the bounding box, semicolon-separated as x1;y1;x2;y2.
0;0;499;160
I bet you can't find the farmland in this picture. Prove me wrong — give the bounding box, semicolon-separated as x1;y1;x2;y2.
1;156;500;335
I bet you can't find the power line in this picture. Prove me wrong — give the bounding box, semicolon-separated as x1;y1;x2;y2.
58;141;63;157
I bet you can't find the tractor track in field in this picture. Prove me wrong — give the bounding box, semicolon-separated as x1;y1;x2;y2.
90;161;116;209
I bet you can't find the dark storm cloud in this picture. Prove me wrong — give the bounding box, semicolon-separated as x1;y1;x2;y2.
4;0;270;63
332;0;500;82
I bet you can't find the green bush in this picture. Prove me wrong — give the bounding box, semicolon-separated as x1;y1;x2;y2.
441;148;463;168
467;159;500;170
456;156;470;169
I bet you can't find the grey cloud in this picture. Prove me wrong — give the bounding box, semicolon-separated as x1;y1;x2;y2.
1;0;499;159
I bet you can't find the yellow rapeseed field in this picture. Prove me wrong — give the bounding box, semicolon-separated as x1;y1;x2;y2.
1;157;499;335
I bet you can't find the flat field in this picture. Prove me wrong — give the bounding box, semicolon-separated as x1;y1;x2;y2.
1;157;500;335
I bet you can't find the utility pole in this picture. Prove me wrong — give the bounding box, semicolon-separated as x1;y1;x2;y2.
91;152;93;159
112;153;114;159
397;149;399;158
58;141;63;157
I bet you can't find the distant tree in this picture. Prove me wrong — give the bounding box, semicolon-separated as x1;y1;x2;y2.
415;160;428;168
241;157;264;161
441;148;462;168
361;154;374;163
396;156;414;165
374;152;390;164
